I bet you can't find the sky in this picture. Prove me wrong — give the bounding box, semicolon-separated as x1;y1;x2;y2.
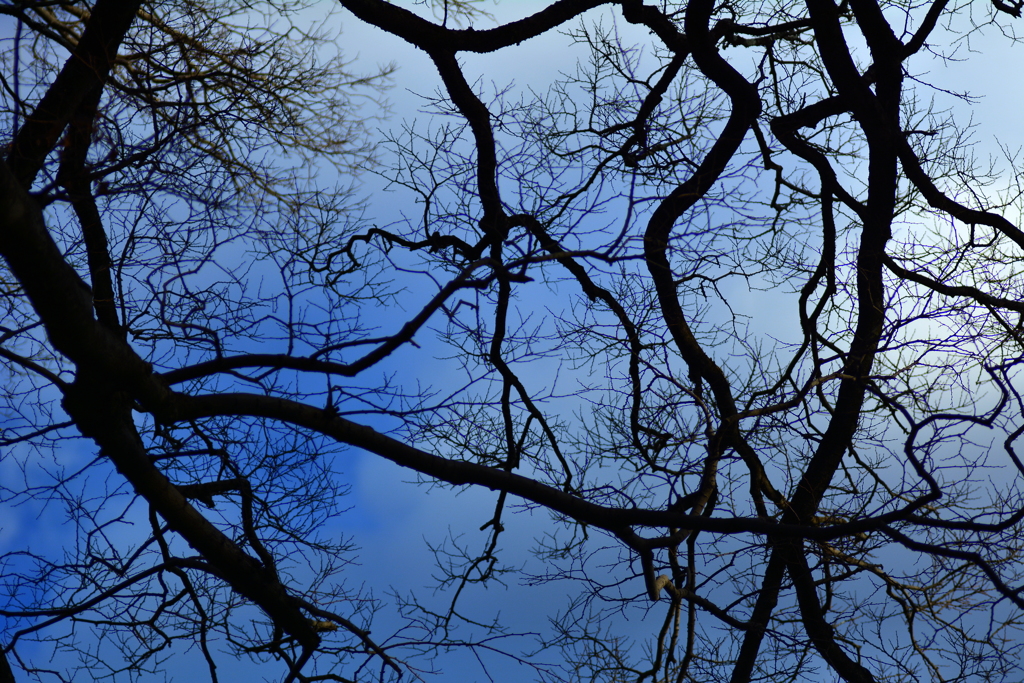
0;3;624;680
4;0;1024;681
268;4;1024;679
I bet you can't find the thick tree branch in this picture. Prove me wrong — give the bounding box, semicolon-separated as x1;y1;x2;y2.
6;0;143;188
167;389;906;542
61;376;320;650
337;0;611;53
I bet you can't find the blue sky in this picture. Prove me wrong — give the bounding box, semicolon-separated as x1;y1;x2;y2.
4;1;1024;681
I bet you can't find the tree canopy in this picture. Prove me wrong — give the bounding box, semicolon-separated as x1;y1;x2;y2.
3;0;1024;681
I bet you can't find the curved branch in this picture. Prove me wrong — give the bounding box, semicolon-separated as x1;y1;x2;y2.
167;389;911;542
337;0;612;54
162;260;491;384
883;253;1024;313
